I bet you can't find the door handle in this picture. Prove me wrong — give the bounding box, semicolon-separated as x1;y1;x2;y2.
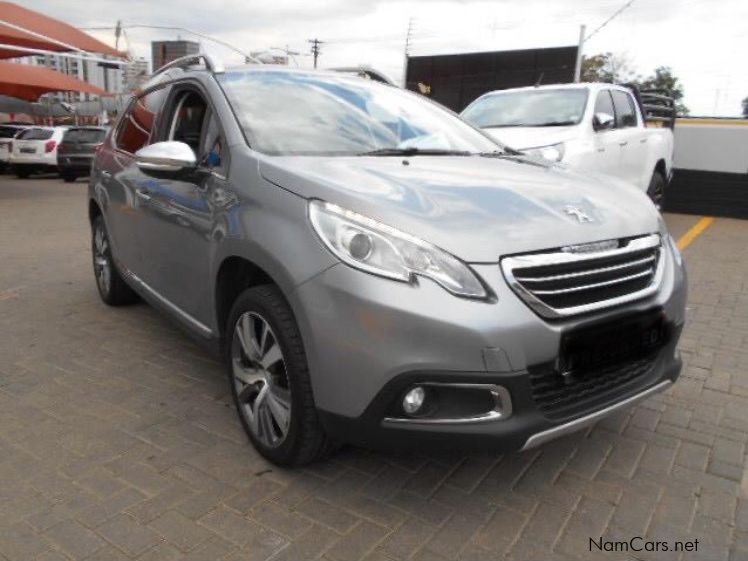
135;188;152;201
619;141;628;146
640;138;648;143
101;170;112;179
597;148;605;152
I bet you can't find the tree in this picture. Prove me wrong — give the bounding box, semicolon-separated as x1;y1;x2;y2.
742;97;748;118
581;52;636;84
582;53;690;116
638;66;689;116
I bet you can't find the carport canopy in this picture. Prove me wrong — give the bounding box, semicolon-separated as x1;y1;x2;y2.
0;60;108;100
0;1;123;59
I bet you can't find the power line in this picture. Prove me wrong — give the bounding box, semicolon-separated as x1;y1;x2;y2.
584;0;637;42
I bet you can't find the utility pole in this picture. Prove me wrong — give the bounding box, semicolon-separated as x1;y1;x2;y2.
114;20;122;50
573;24;586;83
308;38;323;69
402;18;414;88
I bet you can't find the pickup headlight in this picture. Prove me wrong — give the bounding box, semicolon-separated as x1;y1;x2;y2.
523;142;565;162
309;200;487;298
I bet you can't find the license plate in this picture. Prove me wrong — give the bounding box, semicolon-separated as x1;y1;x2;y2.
558;311;668;375
20;147;36;154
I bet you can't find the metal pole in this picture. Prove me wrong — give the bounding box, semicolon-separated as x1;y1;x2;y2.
402;18;413;88
573;24;586;83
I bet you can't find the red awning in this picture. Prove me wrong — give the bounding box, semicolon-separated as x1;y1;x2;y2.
0;60;108;100
0;2;123;59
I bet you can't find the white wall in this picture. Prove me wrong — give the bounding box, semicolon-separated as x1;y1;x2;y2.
673;119;748;175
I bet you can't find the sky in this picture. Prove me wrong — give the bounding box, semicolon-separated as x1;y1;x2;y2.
26;0;748;116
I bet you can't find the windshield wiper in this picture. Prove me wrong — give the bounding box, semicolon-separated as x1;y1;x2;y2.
359;147;472;157
484;121;576;128
479;147;523;158
529;120;577;127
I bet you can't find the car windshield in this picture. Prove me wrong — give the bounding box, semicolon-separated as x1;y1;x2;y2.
17;128;53;141
218;70;500;156
461;88;589;128
64;128;107;143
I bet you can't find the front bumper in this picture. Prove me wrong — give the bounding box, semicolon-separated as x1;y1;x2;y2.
291;239;687;451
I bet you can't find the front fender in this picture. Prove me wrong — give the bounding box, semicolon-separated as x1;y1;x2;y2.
209;177;337;333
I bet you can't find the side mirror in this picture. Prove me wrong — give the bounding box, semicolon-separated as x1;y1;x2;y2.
135;141;196;173
593;112;615;131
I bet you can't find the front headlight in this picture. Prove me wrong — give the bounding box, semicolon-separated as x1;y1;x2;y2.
523;142;565;162
309;200;487;299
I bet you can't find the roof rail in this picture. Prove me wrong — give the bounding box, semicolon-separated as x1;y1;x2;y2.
153;53;226;76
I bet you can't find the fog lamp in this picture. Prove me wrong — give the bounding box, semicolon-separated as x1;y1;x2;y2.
403;386;426;415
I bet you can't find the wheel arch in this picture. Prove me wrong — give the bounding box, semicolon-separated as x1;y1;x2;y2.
88;198;102;226
654;158;668;180
214;255;280;341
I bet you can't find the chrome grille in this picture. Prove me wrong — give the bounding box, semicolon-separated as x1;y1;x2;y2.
501;234;663;318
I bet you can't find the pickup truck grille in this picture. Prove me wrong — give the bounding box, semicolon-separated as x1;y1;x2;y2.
501;234;663;318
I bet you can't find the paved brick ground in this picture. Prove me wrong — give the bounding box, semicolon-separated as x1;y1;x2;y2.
0;176;746;561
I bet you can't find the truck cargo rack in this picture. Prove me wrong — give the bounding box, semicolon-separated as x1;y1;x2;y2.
624;84;676;129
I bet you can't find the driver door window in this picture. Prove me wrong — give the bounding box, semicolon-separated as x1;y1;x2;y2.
168;91;208;154
167;90;226;174
590;89;623;178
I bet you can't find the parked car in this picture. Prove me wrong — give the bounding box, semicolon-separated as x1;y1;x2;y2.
57;126;108;182
0;123;31;172
460;83;675;209
9;126;67;178
89;56;686;466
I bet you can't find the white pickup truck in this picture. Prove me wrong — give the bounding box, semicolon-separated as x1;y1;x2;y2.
461;83;674;208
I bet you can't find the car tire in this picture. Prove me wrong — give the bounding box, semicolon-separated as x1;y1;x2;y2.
91;215;138;306
226;284;336;466
647;171;666;211
15;167;30;179
62;173;77;183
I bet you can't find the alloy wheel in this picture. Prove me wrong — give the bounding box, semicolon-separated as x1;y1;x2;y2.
231;311;292;448
93;224;112;296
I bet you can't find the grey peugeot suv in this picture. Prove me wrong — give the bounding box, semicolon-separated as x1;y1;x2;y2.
88;55;686;465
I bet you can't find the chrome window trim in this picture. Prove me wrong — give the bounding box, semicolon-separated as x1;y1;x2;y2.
501;234;663;319
382;383;512;425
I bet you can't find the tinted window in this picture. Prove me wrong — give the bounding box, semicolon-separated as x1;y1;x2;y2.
64;128;107;143
611;90;638;128
593;90;616;128
168;91;207;153
219;70;499;156
462;88;588;128
115;87;168;153
0;126;23;138
17;128;53;140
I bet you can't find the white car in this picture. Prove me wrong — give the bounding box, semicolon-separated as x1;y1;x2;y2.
461;83;674;208
0;124;31;171
9;126;67;178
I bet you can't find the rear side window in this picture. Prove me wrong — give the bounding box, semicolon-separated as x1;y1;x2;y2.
64;128;107;143
611;90;638;128
17;128;53;141
0;126;21;138
115;87;168;153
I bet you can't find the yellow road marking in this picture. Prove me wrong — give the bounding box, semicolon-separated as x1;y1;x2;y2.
676;118;748;127
677;217;715;250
